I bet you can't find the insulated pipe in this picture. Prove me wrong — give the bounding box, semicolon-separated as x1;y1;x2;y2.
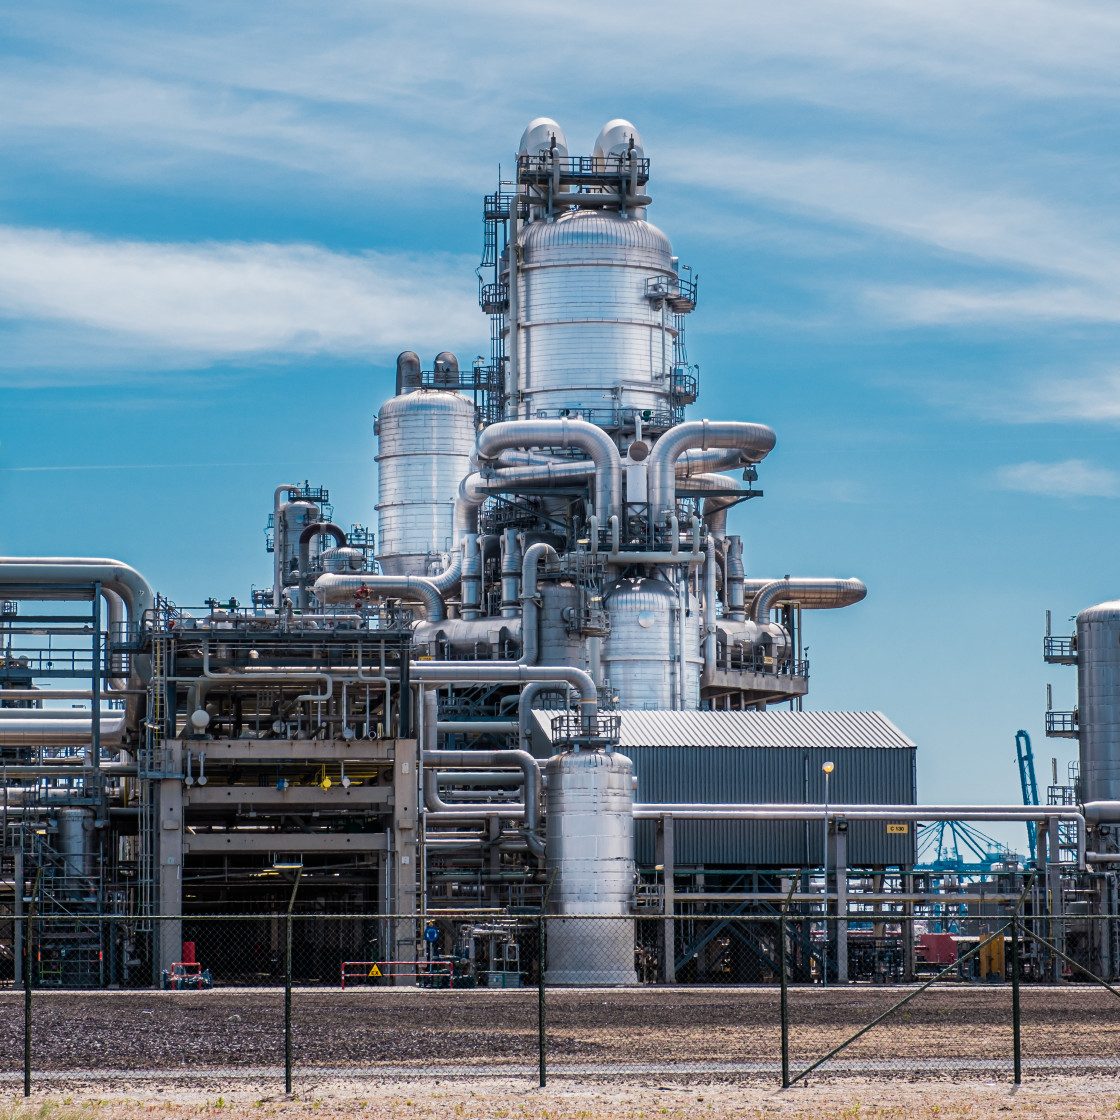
676;448;750;477
0;556;154;633
476;419;622;521
518;680;573;753
520;542;559;666
424;748;543;857
312;572;446;621
435;770;523;784
102;587;129;690
0;708;123;719
704;537;718;672
647;421;776;523
201;642;331;702
297;522;348;576
726;537;746;621
680;474;743;540
0;690;143;701
411;662;598;727
750;578;868;623
500;530;522;619
436;721;520;735
0;718;127;746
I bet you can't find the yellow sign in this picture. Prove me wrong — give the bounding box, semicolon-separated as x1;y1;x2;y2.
368;964;382;977
886;823;909;834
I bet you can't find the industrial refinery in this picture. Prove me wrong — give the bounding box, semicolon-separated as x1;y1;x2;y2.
0;118;1112;989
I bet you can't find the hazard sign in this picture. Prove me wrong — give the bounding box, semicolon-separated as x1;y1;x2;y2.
368;964;381;977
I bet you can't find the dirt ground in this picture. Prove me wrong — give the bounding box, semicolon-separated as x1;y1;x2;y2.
6;1077;1120;1119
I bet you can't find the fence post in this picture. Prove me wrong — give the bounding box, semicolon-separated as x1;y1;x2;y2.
23;915;31;1098
285;913;293;1093
537;913;547;1088
780;911;789;1089
284;868;301;1095
1011;916;1021;1085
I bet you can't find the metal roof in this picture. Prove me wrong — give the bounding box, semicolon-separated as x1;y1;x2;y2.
534;709;915;750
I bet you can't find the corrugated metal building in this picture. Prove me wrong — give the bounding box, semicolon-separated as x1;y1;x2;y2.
532;710;917;868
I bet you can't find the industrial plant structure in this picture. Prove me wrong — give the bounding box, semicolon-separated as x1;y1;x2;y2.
0;119;1099;988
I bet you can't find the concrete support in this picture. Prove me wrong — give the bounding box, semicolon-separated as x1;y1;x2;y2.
156;740;184;978
391;736;420;979
657;815;676;983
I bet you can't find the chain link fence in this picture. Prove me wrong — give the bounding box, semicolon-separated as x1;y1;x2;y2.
2;911;1119;1092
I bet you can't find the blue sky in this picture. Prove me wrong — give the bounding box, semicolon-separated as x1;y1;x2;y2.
2;1;1118;846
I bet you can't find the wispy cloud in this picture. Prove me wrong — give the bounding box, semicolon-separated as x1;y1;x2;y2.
0;226;479;374
996;459;1120;498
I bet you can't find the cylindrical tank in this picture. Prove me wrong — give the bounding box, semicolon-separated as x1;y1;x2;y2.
276;499;320;592
375;385;476;575
1077;600;1120;802
537;581;592;675
57;807;92;880
513;211;678;422
544;749;637;984
602;577;701;709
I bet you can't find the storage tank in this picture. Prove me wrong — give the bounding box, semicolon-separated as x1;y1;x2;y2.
513;211;678;423
375;356;476;576
544;749;637;984
603;577;701;709
537;581;592;674
1077;600;1120;802
57;807;93;880
276;499;320;595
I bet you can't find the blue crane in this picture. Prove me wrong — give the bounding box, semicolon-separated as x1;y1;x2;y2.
1015;729;1039;853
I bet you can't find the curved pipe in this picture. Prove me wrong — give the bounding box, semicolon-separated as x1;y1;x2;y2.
647;421;776;522
313;573;446;621
102;588;130;690
424;748;543;857
676;448;750;477
519;680;573;753
298;522;348;575
411;661;597;726
520;542;560;665
476;419;621;520
464;460;596;499
0;558;154;625
678;472;744;540
750;578;867;623
0;558;154;686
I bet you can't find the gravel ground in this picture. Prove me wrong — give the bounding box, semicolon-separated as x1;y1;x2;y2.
6;1076;1120;1118
0;984;1117;1081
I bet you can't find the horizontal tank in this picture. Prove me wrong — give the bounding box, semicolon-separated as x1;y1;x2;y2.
1077;600;1120;803
375;377;476;576
545;749;637;985
603;576;701;709
513;211;678;423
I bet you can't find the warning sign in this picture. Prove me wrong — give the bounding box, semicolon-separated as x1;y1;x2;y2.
368;964;382;977
886;823;909;834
